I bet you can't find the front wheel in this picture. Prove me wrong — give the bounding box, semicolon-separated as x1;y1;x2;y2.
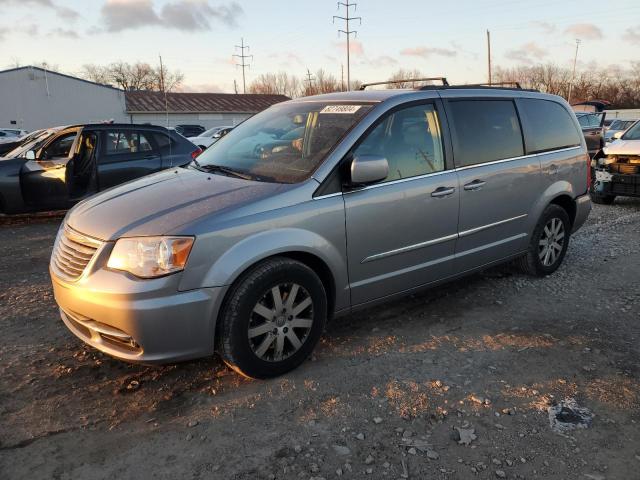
517;204;571;276
218;258;327;379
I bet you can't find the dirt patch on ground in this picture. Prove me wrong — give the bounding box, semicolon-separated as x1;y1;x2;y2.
1;200;639;479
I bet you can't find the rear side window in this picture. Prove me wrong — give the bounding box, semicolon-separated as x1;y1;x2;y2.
448;100;524;167
105;130;154;155
519;99;582;154
152;132;176;154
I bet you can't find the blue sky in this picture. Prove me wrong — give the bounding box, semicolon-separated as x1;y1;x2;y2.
1;0;639;92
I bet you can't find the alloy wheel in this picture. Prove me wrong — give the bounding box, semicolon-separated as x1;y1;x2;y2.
538;217;565;267
248;283;314;362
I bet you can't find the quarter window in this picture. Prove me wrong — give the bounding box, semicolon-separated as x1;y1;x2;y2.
448;100;524;167
106;131;153;155
519;99;582;153
352;104;445;182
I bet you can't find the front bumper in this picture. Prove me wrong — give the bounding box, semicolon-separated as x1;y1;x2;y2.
572;193;591;233
51;267;227;364
594;170;640;198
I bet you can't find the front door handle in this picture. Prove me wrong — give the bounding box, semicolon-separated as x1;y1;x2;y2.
463;179;486;191
431;186;455;198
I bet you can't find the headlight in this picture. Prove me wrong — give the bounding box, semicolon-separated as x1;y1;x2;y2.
107;236;194;278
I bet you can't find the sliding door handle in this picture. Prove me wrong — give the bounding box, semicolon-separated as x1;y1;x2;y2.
431;186;455;198
463;179;486;191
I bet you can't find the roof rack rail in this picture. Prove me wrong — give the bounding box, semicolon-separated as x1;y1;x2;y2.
438;81;523;89
359;77;449;90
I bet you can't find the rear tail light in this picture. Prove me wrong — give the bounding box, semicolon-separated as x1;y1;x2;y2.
191;147;203;159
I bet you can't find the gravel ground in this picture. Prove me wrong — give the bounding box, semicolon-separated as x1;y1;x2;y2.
0;200;639;480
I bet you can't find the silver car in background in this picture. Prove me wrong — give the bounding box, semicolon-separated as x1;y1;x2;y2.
50;83;591;378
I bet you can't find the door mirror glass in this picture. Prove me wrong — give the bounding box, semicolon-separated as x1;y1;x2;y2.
613;131;623;140
25;150;36;160
350;155;389;185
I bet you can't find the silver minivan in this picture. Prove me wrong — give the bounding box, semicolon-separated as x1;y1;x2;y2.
50;82;592;378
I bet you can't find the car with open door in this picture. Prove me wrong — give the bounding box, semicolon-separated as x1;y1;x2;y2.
0;123;201;214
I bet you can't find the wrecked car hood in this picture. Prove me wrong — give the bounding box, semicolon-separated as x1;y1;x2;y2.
603;140;640;156
67;167;288;241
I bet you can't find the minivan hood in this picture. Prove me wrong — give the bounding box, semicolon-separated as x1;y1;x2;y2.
604;139;640;156
67;167;287;241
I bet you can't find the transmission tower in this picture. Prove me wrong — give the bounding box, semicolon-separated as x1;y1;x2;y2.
233;37;253;94
333;1;361;91
305;68;315;93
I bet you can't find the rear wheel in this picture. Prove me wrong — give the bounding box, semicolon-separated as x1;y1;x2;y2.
218;258;327;379
517;204;571;276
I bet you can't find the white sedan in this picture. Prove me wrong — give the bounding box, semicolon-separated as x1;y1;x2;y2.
591;120;640;204
188;126;234;150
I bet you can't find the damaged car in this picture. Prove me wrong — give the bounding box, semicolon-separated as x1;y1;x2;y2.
591;120;640;204
0;123;201;214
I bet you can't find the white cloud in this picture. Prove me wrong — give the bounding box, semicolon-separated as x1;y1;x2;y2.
622;26;640;45
100;0;243;32
505;42;548;65
400;46;457;58
564;23;603;40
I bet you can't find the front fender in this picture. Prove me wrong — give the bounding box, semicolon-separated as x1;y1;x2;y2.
0;158;27;214
179;227;350;311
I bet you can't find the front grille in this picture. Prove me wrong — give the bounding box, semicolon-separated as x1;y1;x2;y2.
51;225;102;281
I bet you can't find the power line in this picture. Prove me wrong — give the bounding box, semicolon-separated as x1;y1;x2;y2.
233;37;253;94
333;1;361;91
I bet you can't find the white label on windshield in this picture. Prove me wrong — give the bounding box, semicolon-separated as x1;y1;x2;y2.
320;105;362;114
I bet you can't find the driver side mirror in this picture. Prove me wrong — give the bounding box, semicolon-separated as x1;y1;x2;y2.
613;131;624;140
25;150;36;160
350;154;389;185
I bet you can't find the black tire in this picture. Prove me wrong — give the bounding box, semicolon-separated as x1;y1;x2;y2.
218;257;327;379
590;192;615;205
517;204;571;277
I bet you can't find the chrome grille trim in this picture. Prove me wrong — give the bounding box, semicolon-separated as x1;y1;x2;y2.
51;225;103;281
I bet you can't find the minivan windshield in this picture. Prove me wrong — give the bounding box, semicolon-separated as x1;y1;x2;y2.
621;121;640;140
194;101;373;183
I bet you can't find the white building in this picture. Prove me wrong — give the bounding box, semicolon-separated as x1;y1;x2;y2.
0;66;127;131
0;65;289;132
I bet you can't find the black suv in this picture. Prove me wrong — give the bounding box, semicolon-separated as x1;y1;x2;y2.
175;124;205;138
0;123;201;214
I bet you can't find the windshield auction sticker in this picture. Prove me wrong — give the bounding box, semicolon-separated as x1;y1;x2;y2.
320;105;362;114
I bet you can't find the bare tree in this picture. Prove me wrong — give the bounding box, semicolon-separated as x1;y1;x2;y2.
492;62;640;107
80;61;184;92
249;72;301;97
386;69;427;88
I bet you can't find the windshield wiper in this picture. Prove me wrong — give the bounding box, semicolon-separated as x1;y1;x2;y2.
199;164;256;181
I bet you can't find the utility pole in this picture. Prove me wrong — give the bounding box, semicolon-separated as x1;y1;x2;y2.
333;1;361;91
233;37;253;94
486;30;492;85
567;38;581;104
159;54;169;127
233;79;238;94
305;68;315;94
